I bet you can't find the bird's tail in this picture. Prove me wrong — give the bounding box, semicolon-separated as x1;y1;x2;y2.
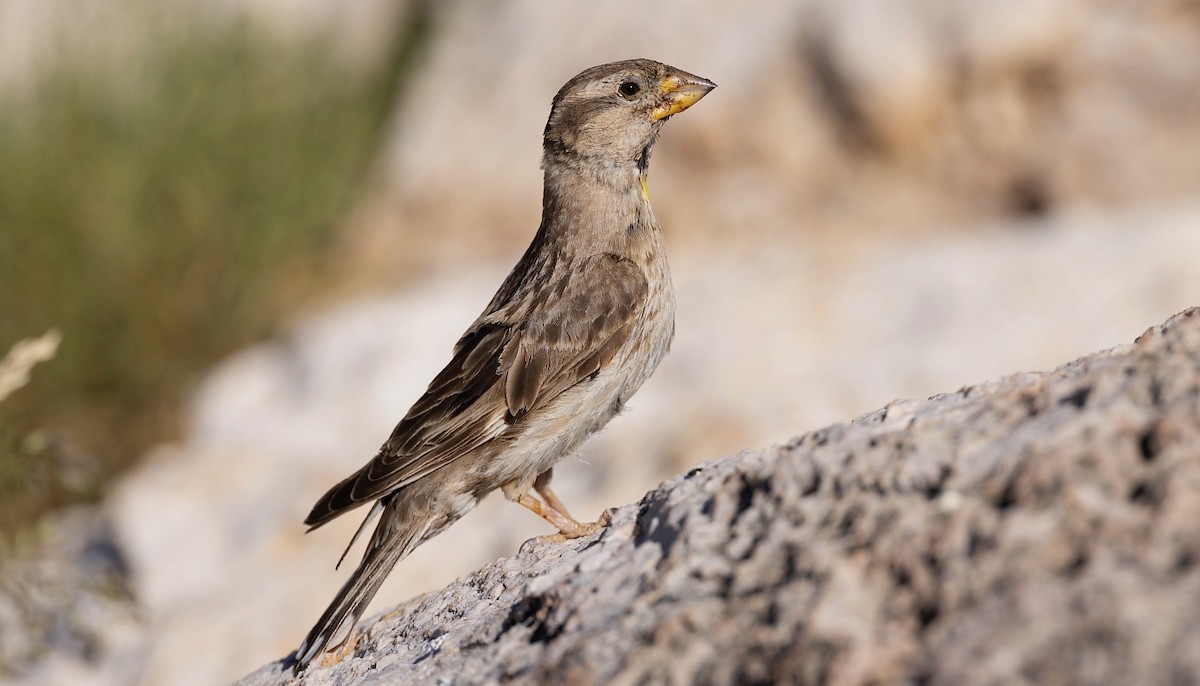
294;502;430;673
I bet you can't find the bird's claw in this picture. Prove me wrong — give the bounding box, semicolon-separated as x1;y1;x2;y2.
541;508;614;543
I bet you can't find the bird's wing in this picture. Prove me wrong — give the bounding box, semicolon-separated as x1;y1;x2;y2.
304;252;649;528
496;252;650;418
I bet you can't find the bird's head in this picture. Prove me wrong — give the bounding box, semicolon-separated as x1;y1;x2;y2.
543;59;716;171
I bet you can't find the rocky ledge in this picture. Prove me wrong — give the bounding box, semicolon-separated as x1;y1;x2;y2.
240;309;1200;686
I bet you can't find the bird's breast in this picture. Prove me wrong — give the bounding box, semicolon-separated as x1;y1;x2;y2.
618;244;676;400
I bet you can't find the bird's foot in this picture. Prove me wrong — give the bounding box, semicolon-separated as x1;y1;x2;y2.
514;485;613;542
538;508;613;543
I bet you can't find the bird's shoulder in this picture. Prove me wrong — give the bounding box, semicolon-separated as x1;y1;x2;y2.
491;251;649;414
388;249;650;450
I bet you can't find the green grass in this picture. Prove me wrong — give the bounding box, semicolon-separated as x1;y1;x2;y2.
0;15;429;539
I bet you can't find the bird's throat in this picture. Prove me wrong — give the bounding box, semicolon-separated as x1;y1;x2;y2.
539;159;656;249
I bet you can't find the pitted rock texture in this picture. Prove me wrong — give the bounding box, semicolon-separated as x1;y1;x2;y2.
239;309;1200;686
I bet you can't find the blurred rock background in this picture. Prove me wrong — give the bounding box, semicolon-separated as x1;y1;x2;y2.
0;0;1197;684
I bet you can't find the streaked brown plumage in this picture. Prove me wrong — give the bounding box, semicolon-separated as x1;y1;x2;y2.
294;59;715;671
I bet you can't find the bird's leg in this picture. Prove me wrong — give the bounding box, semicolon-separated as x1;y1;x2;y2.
534;469;576;522
513;493;599;538
506;471;608;540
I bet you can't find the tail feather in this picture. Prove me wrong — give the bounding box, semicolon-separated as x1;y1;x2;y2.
336;501;383;571
294;503;429;673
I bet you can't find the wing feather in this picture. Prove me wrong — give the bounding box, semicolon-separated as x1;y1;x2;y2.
304;252;648;529
500;253;648;419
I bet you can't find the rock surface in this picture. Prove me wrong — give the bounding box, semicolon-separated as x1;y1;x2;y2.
238;309;1200;685
101;205;1200;686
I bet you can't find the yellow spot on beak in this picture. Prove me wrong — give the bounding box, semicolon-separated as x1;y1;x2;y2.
651;73;717;121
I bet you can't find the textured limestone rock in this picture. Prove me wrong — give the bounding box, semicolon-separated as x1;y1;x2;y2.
239;309;1200;685
104;205;1200;686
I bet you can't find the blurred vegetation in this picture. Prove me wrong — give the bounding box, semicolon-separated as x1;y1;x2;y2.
0;12;430;541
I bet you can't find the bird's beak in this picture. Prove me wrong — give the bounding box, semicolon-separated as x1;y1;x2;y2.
652;72;717;121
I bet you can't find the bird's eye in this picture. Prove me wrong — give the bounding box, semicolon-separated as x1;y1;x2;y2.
618;81;641;97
